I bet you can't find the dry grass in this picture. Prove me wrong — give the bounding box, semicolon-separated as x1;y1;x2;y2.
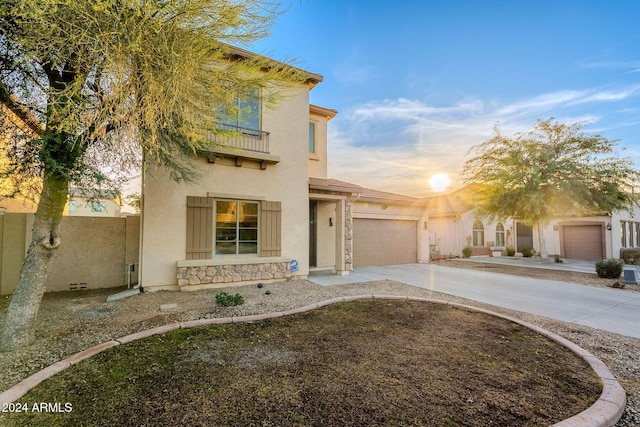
2;300;600;427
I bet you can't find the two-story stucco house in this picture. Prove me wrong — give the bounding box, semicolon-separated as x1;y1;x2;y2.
139;48;432;292
140;57;321;291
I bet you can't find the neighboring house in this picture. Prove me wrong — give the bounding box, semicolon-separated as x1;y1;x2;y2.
0;93;42;209
65;187;123;217
427;185;640;261
0;188;123;217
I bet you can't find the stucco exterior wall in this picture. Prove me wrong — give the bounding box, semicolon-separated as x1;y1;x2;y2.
429;216;463;258
315;201;337;268
308;109;329;179
140;82;311;290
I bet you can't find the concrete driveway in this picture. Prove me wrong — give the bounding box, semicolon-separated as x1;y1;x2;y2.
308;263;640;339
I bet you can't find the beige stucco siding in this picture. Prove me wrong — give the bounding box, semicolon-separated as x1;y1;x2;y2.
308;109;330;179
140;83;311;289
315;201;337;268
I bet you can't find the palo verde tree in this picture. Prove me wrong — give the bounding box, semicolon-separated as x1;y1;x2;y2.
462;118;638;259
0;0;302;350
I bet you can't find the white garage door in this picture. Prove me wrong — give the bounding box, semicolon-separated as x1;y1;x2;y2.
353;219;417;266
562;225;603;260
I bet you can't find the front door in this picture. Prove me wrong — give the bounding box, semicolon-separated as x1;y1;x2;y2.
516;222;534;251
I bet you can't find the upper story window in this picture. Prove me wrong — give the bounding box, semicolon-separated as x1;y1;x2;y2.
309;122;316;154
219;87;261;134
472;220;484;247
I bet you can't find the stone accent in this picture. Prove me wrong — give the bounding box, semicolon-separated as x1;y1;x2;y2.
177;262;292;287
344;200;354;271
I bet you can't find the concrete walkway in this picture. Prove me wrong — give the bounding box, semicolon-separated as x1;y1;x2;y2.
308;263;640;339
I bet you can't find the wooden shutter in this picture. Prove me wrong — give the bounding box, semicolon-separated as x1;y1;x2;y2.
186;196;214;259
260;201;281;256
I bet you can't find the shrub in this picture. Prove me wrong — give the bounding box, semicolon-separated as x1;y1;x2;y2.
595;259;623;279
462;246;472;258
215;292;244;307
620;248;640;265
506;247;516;257
521;247;536;257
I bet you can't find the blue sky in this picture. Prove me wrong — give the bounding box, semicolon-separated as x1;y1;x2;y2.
253;0;640;197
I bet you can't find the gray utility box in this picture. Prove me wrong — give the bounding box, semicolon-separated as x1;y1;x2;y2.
622;265;640;285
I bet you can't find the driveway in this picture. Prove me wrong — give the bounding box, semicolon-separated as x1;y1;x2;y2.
308;263;640;339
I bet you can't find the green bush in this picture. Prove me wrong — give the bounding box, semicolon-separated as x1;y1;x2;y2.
521;247;536;257
621;248;640;265
215;292;244;307
595;259;623;279
462;247;472;258
506;247;516;256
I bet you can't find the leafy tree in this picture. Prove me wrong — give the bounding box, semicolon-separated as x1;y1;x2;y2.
125;192;141;214
0;0;301;350
462;118;638;259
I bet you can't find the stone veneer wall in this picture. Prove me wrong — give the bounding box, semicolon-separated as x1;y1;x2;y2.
177;262;292;287
344;200;353;271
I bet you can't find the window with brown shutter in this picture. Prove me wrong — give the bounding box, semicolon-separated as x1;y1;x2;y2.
186;197;281;259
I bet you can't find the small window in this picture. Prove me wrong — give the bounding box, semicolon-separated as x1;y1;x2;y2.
68;200;76;212
621;221;627;247
473;220;484;247
309;122;316;153
216;201;258;255
91;201;106;213
495;222;505;247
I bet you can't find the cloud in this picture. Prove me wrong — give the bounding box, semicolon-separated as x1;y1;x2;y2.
326;84;640;197
581;60;640;73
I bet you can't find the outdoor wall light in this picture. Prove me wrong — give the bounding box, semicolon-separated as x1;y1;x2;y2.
607;223;612;230
553;224;559;231
329;217;334;227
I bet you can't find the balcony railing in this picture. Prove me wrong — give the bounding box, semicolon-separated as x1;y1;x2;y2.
207;123;270;154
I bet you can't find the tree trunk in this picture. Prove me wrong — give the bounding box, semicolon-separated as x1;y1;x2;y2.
536;221;549;260
0;174;68;351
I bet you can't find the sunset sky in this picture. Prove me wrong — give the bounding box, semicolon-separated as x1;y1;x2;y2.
253;0;640;197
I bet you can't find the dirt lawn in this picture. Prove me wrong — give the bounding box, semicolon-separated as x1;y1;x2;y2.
1;259;631;425
2;299;600;426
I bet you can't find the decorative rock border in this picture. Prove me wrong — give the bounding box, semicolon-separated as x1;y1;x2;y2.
0;296;626;426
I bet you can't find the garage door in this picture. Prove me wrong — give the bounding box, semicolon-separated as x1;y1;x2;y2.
353;219;417;266
562;225;603;260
